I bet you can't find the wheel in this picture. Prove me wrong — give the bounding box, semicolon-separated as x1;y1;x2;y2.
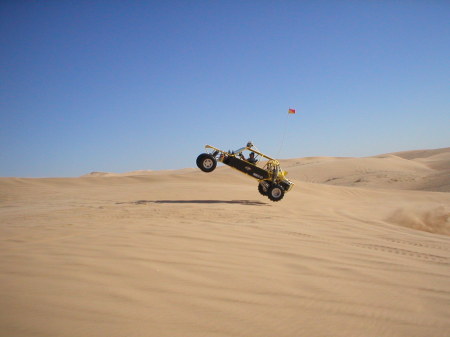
258;181;269;196
196;153;217;173
267;184;285;202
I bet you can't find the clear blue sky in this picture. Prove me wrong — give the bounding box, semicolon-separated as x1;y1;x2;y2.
1;1;449;177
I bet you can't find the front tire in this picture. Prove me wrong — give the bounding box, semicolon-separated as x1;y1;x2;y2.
196;153;217;173
267;184;285;202
258;181;269;196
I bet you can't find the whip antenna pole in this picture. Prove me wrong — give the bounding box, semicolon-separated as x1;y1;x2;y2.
276;108;296;157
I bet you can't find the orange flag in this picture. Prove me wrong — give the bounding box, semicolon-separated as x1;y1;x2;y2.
288;108;296;114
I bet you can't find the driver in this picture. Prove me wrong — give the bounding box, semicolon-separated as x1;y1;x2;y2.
241;152;257;164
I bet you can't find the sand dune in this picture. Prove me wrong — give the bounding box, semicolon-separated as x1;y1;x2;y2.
1;148;449;337
281;147;450;192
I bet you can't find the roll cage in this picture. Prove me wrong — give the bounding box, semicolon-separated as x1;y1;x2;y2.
203;144;292;190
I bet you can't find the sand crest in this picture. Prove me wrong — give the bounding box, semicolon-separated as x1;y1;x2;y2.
1;148;449;337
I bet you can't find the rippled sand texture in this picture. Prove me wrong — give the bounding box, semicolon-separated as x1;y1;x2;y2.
1;148;449;337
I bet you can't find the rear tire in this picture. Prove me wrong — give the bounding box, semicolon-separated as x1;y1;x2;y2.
267;184;285;202
196;153;217;172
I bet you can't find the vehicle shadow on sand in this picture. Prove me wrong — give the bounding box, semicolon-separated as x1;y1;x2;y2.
119;200;269;206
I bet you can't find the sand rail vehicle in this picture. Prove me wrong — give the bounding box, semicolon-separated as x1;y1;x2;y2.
196;142;294;202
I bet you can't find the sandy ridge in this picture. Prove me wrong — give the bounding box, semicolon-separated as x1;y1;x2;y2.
1;147;449;337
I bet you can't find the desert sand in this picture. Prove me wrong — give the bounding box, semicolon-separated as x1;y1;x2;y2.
1;147;449;337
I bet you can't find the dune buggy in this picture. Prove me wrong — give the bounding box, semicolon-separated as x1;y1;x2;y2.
196;142;294;202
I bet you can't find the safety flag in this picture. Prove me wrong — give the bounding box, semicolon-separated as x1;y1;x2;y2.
288;108;296;114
